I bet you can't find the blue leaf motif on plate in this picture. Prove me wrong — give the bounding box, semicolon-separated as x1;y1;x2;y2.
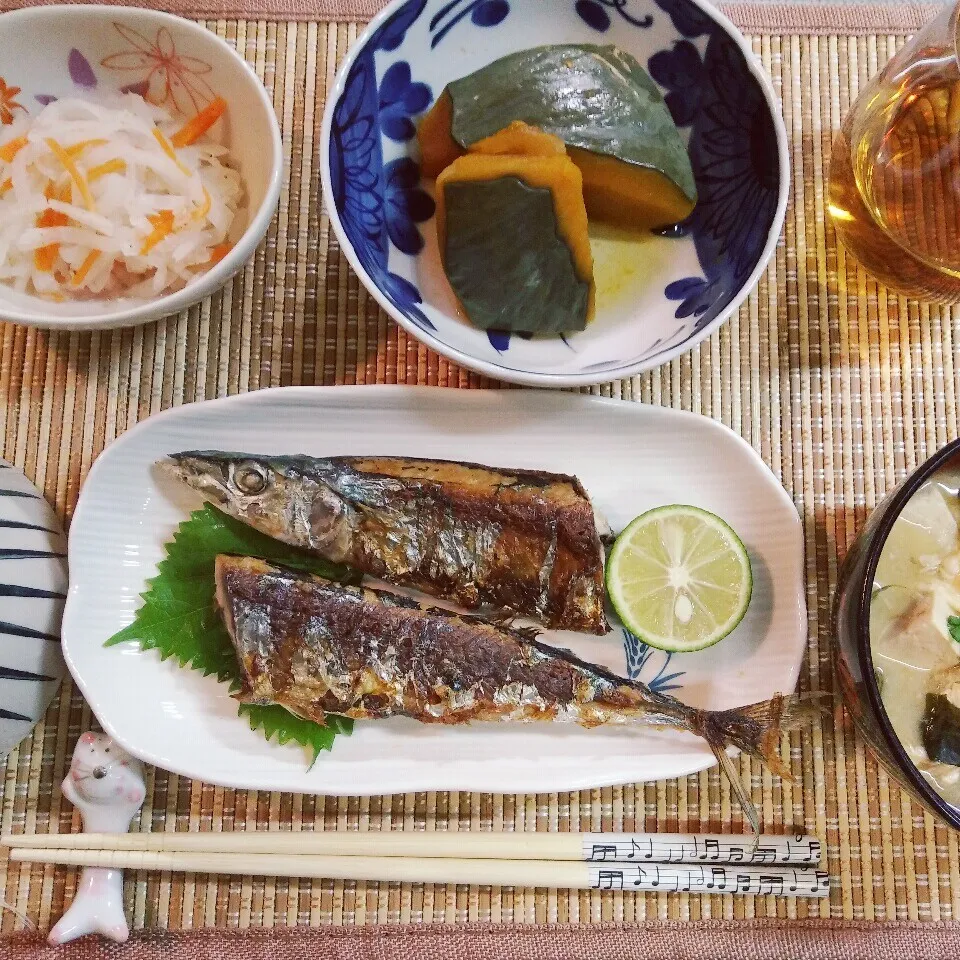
649;0;781;334
380;271;430;322
374;0;429;51
473;0;510;25
692;42;780;282
384;157;435;255
379;61;432;142
664;275;711;319
329;0;436;331
648;39;703;126
575;0;611;30
622;629;685;693
430;0;510;48
651;0;714;38
487;330;512;352
575;0;653;31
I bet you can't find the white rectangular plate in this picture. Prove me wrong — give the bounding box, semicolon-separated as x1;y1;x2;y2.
63;387;806;794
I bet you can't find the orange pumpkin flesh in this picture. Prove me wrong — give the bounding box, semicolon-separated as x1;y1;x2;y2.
568;147;696;229
470;121;566;158
417;91;461;177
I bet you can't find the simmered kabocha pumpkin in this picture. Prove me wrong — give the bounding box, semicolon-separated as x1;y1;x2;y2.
435;142;594;334
468;120;567;158
418;44;697;230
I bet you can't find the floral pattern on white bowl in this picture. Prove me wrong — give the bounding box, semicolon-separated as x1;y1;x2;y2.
0;6;282;330
321;0;789;386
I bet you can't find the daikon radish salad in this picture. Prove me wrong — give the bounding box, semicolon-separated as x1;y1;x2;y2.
0;94;242;305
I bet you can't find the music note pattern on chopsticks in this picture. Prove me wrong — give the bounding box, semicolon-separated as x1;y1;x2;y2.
588;863;830;897
581;833;820;866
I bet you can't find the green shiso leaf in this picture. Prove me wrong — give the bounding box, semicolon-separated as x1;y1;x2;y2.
105;503;361;762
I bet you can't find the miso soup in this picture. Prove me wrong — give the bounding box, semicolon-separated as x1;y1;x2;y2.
871;468;960;807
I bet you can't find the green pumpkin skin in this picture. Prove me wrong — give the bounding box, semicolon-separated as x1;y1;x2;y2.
419;44;697;228
443;176;590;334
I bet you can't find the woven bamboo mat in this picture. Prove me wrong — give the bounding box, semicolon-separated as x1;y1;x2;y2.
1;7;959;938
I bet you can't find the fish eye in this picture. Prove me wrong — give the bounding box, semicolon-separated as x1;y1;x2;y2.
232;461;269;496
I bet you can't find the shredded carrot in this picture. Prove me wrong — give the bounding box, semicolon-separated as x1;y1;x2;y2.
171;97;227;148
208;242;232;265
0;178;11;197
37;208;69;229
33;207;71;272
44;179;72;204
72;249;101;287
0;135;28;164
87;159;126;182
34;245;58;272
151;128;191;177
141;209;176;255
65;139;107;159
45;138;95;212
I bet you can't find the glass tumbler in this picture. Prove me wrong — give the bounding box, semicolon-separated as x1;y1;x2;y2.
828;2;960;302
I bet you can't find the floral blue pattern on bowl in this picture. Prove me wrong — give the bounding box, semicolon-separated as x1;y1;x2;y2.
327;0;437;329
322;0;787;386
622;629;686;693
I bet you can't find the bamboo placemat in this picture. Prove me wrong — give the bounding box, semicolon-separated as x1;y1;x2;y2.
1;3;958;940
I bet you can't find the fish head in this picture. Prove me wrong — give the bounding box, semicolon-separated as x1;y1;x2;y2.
161;451;352;554
162;451;297;537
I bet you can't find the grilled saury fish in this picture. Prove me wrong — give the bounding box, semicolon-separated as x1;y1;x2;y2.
167;452;609;633
215;556;813;831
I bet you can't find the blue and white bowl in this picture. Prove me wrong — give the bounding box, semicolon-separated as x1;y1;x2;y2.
320;0;788;387
0;460;67;759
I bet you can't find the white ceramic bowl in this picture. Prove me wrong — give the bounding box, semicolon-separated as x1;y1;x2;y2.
321;0;789;387
0;5;283;330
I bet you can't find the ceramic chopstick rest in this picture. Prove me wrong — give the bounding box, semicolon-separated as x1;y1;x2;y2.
48;732;145;945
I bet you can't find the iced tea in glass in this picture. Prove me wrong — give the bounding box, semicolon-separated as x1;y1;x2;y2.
829;2;960;302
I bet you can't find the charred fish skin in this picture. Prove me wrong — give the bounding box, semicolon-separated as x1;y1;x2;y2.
215;554;692;730
167;452;609;633
216;556;809;760
216;556;816;832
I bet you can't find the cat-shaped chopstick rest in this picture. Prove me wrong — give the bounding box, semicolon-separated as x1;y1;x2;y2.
48;732;145;945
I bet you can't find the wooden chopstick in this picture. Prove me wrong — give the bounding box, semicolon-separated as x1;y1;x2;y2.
6;848;830;896
2;831;821;865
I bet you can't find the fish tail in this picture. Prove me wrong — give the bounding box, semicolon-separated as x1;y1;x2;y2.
691;694;826;834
